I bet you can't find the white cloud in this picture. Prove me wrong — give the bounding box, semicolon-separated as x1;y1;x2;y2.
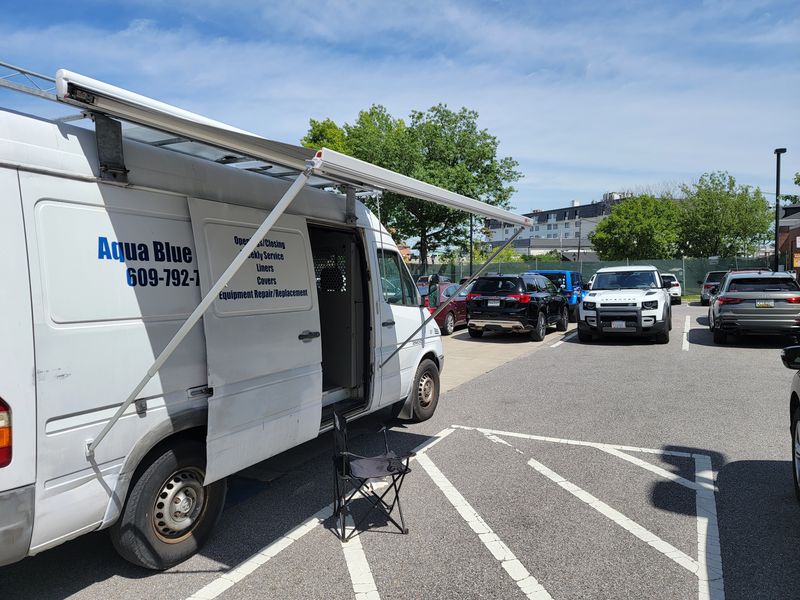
0;1;798;210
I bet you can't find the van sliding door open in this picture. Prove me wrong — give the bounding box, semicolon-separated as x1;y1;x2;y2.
188;198;322;484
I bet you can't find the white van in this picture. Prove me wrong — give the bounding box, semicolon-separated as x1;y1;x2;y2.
0;66;530;569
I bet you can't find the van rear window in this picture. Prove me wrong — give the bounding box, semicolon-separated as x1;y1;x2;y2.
472;277;521;293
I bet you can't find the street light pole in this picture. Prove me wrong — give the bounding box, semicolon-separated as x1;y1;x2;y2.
775;148;787;271
469;214;474;276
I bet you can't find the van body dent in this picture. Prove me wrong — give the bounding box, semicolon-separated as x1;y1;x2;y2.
0;106;445;568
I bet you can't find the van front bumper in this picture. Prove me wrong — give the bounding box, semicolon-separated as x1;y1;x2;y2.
0;484;34;566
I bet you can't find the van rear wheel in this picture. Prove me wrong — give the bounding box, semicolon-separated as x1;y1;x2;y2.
409;359;440;422
110;440;226;570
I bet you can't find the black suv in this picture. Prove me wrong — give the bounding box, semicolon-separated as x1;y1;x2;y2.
466;274;569;341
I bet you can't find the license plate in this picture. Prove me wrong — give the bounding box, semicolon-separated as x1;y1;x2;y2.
611;320;627;329
756;299;774;308
487;299;500;307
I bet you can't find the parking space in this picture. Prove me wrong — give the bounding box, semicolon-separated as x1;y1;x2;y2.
4;301;799;600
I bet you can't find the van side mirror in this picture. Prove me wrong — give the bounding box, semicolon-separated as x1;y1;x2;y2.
662;280;671;289
782;346;800;369
585;282;592;290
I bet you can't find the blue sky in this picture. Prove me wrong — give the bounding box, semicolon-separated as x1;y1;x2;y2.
1;0;798;212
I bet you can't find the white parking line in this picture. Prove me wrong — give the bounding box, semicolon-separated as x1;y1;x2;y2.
694;455;724;600
683;315;691;351
341;515;381;600
526;456;700;575
184;427;457;600
550;332;577;348
416;452;553;599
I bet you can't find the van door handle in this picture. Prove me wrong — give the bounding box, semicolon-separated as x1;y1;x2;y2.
382;320;395;327
298;330;320;341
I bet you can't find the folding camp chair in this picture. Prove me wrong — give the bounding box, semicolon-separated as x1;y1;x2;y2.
332;410;414;542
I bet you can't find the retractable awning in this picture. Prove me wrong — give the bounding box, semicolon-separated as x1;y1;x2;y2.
54;69;530;228
44;68;530;457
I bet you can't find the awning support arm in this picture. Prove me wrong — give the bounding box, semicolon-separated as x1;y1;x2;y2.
85;165;314;459
380;225;526;369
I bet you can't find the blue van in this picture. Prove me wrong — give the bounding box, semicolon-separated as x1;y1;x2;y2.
525;270;584;321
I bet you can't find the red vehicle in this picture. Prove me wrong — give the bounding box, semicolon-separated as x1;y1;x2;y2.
419;282;470;335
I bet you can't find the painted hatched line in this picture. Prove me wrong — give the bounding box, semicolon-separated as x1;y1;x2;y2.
185;427;457;600
526;456;700;575
416;452;553;600
342;515;381;600
466;424;725;600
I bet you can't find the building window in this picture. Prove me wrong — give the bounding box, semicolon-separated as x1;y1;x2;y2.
574;232;580;238
535;225;539;231
564;222;570;228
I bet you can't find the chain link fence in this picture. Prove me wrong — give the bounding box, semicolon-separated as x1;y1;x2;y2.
408;257;776;295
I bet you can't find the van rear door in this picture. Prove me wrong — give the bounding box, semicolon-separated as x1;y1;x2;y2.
188;198;322;483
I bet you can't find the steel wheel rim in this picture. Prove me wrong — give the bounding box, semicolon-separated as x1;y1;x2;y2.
418;371;435;408
445;312;455;334
152;466;207;543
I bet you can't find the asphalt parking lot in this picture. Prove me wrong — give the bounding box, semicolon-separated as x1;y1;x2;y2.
4;301;799;599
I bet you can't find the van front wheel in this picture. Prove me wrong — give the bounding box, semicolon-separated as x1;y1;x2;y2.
409;359;440;422
110;440;227;570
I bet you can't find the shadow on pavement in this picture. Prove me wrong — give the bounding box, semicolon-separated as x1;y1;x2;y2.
450;329;541;344
650;445;800;600
687;328;794;349
0;410;431;599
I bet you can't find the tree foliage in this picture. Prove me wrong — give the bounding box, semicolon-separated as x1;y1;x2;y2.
589;194;681;260
677;171;771;257
301;104;521;265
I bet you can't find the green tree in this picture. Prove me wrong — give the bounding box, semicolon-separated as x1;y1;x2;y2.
678;171;771;257
589;195;681;260
301;104;522;265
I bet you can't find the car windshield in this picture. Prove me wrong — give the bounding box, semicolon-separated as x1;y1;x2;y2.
472;277;521;293
727;277;800;292
592;270;658;290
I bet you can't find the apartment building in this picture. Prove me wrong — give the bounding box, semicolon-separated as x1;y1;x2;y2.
487;192;631;258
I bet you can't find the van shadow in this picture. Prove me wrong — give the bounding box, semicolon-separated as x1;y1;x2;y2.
650;446;800;600
0;411;430;599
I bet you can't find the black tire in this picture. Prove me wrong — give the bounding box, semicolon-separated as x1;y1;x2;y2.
655;327;670;344
110;440;227;570
578;328;592;343
668;309;673;331
676;297;682;305
568;305;578;323
701;298;709;306
442;312;456;336
408;359;440;422
713;328;727;344
792;408;800;503
468;327;483;338
530;311;547;341
556;306;569;332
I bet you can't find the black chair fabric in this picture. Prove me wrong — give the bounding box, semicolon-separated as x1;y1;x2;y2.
332;411;414;541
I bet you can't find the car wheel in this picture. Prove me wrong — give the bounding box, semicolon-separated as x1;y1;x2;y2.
468;327;483;338
677;297;682;305
578;329;592;343
110;440;227;570
792;408;800;503
568;306;578;323
442;312;455;336
668;308;673;331
655;326;670;344
556;306;569;332
712;319;726;344
530;312;547;341
409;359;440;422
701;298;709;306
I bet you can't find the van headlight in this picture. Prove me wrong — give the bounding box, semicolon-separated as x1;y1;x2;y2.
583;301;596;310
642;300;658;310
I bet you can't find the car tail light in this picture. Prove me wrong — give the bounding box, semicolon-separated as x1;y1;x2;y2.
786;297;800;304
671;282;680;287
466;293;480;301
717;296;742;305
0;399;10;468
703;284;715;289
507;294;531;303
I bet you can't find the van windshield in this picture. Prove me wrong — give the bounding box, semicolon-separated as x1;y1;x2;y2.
472;277;521;293
593;270;658;290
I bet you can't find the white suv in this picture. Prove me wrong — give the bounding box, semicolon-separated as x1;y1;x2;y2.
660;273;682;305
579;265;672;344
